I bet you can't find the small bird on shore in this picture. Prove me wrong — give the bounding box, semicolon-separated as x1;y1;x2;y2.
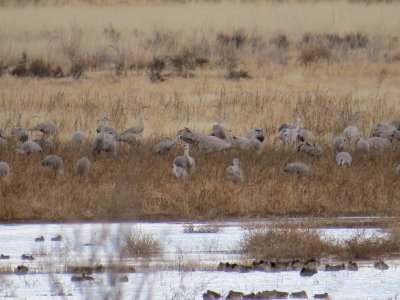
226;158;244;183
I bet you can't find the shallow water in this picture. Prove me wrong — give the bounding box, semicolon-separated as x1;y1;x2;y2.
0;220;395;299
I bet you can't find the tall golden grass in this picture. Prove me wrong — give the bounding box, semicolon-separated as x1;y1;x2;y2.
0;1;400;221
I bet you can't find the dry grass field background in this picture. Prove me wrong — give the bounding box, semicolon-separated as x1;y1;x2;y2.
0;1;400;221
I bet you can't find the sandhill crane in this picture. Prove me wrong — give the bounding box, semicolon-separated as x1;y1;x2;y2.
91;117;117;156
389;120;400;130
226;158;244;183
117;132;141;145
33;122;58;138
172;164;188;181
343;125;361;142
123;115;145;135
232;136;261;153
76;157;91;176
42;155;64;176
16;141;42;154
356;138;370;153
395;164;400;177
198;135;231;152
332;136;347;153
279;127;299;148
11;127;29;143
153;137;176;155
284;161;310;177
211;119;232;141
96;117;117;137
372;123;396;139
0;162;10;182
366;137;392;150
70;131;85;148
336;152;352;166
246;128;266;143
32;139;55;151
298;142;324;157
176;128;204;144
173;144;195;172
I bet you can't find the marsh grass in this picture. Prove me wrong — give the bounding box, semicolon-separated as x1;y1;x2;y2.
241;224;400;260
121;228;162;258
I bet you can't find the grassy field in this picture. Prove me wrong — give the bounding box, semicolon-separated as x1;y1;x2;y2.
0;1;400;221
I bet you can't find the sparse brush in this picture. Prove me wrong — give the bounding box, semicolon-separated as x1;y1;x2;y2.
299;42;331;64
69;61;85;80
122;228;162;258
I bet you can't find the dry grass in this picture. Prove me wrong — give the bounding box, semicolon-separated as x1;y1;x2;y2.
0;1;400;221
241;225;400;260
121;227;163;258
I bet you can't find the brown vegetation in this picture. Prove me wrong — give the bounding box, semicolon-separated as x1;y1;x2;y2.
240;225;400;260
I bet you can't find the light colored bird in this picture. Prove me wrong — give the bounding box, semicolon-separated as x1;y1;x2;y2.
372;123;396;139
173;144;195;172
284;161;310;177
153;137;176;155
336;152;352;166
198;135;231;152
211;119;232;141
246;128;267;143
117;132;141;145
176;128;204;144
226;158;244;183
33;122;58;138
70;131;85;148
123;115;145;135
91;117;118;156
11;127;29;143
366;137;392;150
389;120;400;130
172;164;188;181
297;129;314;142
343;125;361;142
32;139;55;151
0;161;10;182
42;155;64;176
232;136;261;153
279;127;299;148
356;138;371;153
16;141;42;154
298;142;324;157
395;164;400;177
76;157;91;176
332;135;347;153
96;117;117;137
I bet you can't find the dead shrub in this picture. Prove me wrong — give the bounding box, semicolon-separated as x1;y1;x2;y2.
299;42;331;64
169;51;197;75
226;68;252;80
28;59;52;78
240;226;330;260
69;61;85;80
122;227;162;258
52;66;64;78
147;57;166;82
344;32;369;49
217;31;247;49
270;34;289;50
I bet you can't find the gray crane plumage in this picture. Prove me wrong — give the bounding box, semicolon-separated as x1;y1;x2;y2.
70;131;85;148
0;161;10;182
123;115;145;135
246;128;266;143
298;142;324;157
173;144;195;172
117;132;141;145
343;125;361;141
232;136;261;153
33;139;55;151
336;152;352;166
332;136;347;153
372;123;397;139
396;164;400;177
33;122;58;138
153;137;176;155
0;129;7;139
92;117;117;156
356;139;370;153
76;157;91;176
198;135;231;152
16;141;42;154
176;128;204;144
226;158;244;183
284;161;310;177
366;137;392;150
172;164;188;181
42;155;64;176
11;127;29;143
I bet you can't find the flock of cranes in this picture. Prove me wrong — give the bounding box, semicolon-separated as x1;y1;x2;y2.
1;114;400;183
